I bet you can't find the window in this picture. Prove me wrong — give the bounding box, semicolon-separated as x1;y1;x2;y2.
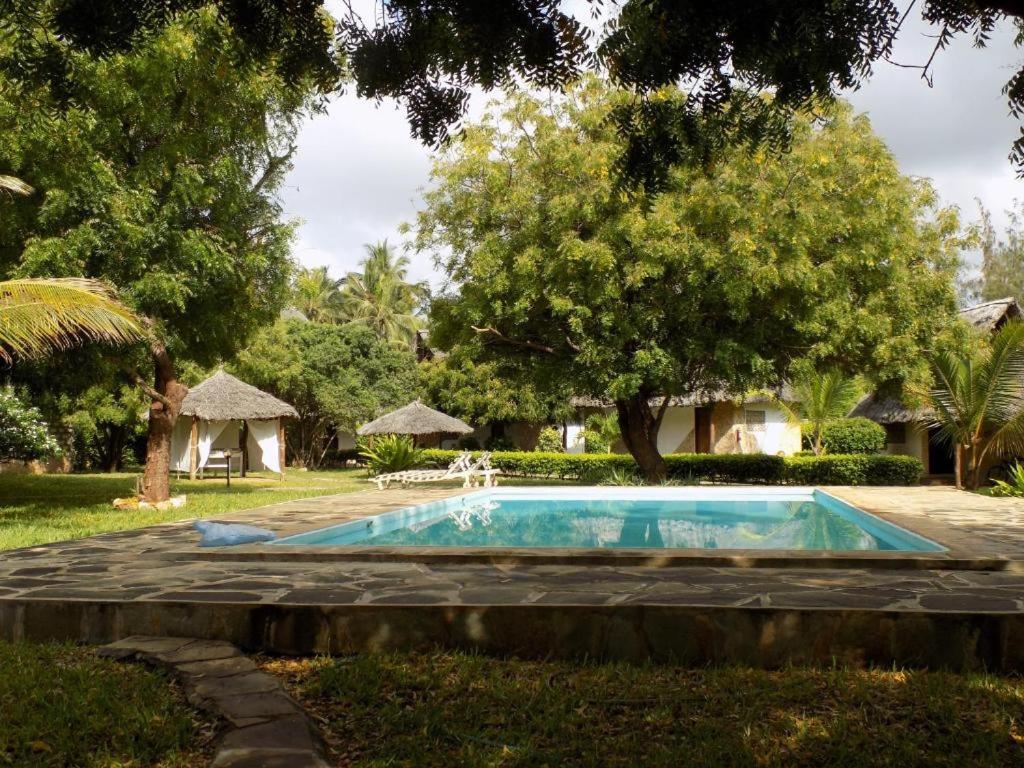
885;423;906;444
745;410;766;430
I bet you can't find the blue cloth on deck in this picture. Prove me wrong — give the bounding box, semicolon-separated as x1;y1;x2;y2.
194;520;276;547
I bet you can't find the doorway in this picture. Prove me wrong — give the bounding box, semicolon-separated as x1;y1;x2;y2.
927;427;956;475
694;406;713;454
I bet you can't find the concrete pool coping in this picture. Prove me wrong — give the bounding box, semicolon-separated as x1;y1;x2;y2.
4;484;1024;669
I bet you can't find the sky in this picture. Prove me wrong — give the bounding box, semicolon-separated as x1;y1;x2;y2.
280;5;1024;288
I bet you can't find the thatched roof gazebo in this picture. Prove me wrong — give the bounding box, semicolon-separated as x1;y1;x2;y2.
357;400;472;447
170;370;297;479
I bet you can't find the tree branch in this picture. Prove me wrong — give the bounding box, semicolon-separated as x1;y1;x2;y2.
471;325;556;354
134;374;173;408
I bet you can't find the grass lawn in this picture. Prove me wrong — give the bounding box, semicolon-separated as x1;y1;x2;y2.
0;640;212;767
0;468;366;551
263;652;1024;768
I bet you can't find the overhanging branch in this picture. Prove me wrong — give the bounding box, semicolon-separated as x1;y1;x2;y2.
471;325;556;355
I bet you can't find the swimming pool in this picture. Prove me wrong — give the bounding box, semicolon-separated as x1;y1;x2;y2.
271;487;944;552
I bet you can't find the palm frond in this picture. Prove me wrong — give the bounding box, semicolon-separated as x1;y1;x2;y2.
0;175;32;196
0;278;143;362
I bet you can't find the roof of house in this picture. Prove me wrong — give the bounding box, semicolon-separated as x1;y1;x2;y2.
357;399;473;436
180;370;298;421
851;297;1022;424
959;297;1021;331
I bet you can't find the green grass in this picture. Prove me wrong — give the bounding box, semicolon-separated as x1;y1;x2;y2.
0;469;366;551
0;641;210;767
264;652;1024;768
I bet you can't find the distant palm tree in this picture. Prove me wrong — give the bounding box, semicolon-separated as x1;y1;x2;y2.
339;240;427;348
776;370;863;455
925;320;1024;490
0;278;143;362
291;266;344;322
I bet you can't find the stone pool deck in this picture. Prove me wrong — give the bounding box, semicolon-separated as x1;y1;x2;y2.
3;485;1024;669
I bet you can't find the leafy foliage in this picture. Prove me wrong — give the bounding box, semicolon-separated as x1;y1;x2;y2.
339;241;428;349
0;387;60;461
232;320;420;468
535;426;563;453
291;267;344;323
991;461;1024;497
820;418;887;455
924;319;1024;489
419;80;961;479
358;435;423;475
964;202;1024;304
420;449;922;485
579;413;621;454
778;370;864;455
25;1;1024;181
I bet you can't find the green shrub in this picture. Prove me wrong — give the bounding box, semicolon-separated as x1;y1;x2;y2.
485;435;516;451
358;435;423;474
536;427;564;453
819;418;886;455
784;454;922;485
0;387;60;462
420;449;921;486
992;462;1024;497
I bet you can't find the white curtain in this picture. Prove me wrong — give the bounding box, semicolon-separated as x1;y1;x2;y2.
247;419;281;473
170;419;192;473
198;420;229;469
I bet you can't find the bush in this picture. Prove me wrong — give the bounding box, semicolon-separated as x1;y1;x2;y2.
419;449;922;486
457;436;482;450
485;435;516;451
0;388;60;462
784;454;922;486
536;427;563;453
819;418;886;455
358;435;423;474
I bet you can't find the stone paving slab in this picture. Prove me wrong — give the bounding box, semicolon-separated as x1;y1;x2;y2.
100;636;328;768
3;485;1024;669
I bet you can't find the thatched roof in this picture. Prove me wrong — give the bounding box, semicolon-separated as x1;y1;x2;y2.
357;400;472;436
572;384;796;410
181;370;297;421
960;297;1021;331
848;393;933;425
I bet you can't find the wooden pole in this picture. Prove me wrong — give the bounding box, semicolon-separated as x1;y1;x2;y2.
240;420;248;479
188;417;199;480
278;419;286;480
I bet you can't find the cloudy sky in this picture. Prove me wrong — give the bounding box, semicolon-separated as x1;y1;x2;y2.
280;5;1024;288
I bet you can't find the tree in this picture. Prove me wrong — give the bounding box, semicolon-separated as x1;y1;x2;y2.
0;278;141;363
417;81;962;481
776;371;864;456
965;202;1024;303
24;1;1024;182
339;240;427;349
233;319;420;468
925;320;1024;490
418;343;571;427
0;9;311;500
292;266;344;323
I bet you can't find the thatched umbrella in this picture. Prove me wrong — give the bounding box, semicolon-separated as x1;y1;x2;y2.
357;399;472;446
181;370;298;421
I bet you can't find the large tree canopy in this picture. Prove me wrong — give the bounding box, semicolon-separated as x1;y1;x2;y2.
0;8;313;499
417;81;962;479
12;0;1024;182
233;319;420;468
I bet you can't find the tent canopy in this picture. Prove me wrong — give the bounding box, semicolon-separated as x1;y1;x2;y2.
357;400;472;437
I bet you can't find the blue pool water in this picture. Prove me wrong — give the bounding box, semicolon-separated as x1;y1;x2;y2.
272;488;944;552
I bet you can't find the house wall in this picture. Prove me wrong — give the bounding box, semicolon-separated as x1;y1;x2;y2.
881;422;928;463
657;406;696;454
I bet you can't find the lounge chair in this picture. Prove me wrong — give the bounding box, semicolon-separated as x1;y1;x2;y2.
368;451;472;490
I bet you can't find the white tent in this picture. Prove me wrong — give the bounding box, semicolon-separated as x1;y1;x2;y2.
169;370;298;478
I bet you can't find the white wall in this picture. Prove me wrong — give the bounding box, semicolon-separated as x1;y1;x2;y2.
745;405;801;455
657;406;695;454
565;422;585;454
882;422;927;461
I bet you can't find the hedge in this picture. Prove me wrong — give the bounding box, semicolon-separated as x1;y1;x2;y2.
419;450;923;486
819;418;887;454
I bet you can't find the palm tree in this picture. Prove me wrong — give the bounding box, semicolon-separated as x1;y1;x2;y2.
0;278;143;363
291;266;344;322
775;370;863;455
0;175;33;196
339;240;428;348
925;320;1024;490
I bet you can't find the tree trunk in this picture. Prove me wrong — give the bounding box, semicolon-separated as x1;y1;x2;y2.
140;339;187;502
954;443;963;490
615;394;667;483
